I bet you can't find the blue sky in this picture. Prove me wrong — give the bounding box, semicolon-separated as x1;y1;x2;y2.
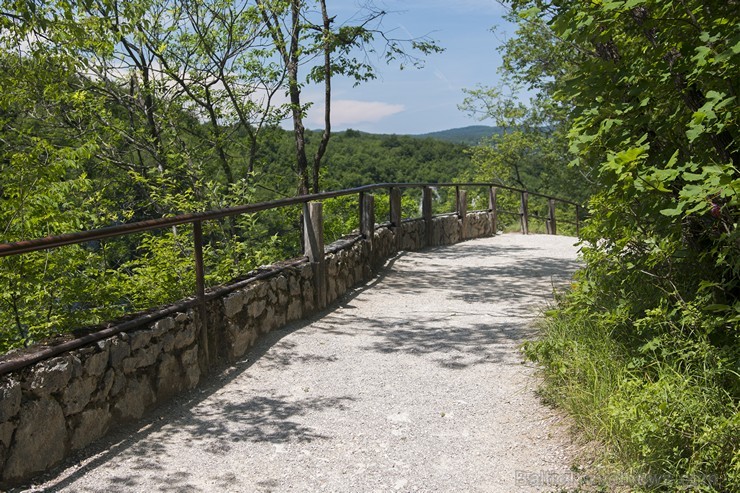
301;0;515;134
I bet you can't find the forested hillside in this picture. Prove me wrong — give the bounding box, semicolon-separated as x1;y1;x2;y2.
247;128;474;196
413;125;503;145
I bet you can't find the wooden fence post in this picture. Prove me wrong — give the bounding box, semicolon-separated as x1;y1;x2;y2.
423;186;433;247
455;185;461;216
390;187;402;227
360;193;375;240
359;191;365;236
488;186;498;235
389;187;402;250
519;192;529;235
457;189;468;240
303;202;326;310
360;193;375;275
193;220;209;372
547;198;557;235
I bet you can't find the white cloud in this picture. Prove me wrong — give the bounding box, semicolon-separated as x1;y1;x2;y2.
309;100;405;127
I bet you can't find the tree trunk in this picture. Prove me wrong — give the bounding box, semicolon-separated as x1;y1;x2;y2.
311;0;332;194
288;0;310;196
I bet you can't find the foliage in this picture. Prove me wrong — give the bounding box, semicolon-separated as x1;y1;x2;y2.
508;0;739;490
459;25;594;229
255;0;442;195
0;0;455;353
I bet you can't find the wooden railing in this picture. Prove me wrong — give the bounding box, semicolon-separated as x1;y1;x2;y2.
0;182;582;374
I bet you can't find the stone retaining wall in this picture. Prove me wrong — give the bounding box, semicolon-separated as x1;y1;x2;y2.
0;210;496;485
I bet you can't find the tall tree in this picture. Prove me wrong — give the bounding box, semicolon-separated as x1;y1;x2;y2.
460;4;592;203
256;0;441;194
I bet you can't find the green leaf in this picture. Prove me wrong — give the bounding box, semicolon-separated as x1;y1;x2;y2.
660;206;684;217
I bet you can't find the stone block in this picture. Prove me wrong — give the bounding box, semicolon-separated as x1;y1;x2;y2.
96;338;111;352
121;356;138;374
173;322;196;350
175;312;189;323
3;397;67;481
131;343;162;369
28;356;73;396
274;311;286;329
62;376;98;416
267;286;278;304
84;348;110;377
327;277;337;302
156;353;183;400
289;276;301;296
109;369;126;397
0;378;21;422
70;406;111;451
278;290;289;306
70;355;84;379
255;282;268;298
223;290;247;318
336;277;346;297
0;421;12;469
181;346;200;389
276;275;288;292
99;368;115;400
109;337;131;368
248;299;266;319
114;375;154;421
162;333;175;353
153;316;176;336
129;328;154;352
287;300;302;322
228;323;256;360
327;259;338;276
303;293;315;313
0;426;9;472
260;306;276;334
0;421;15;453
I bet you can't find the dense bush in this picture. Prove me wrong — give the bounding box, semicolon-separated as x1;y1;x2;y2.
511;0;739;489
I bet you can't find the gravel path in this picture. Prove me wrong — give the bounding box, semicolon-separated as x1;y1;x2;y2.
25;234;582;493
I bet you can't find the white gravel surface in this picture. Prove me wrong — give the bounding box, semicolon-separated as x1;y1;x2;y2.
24;234;583;493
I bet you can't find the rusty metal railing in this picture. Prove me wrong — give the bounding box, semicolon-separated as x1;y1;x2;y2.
0;182;583;375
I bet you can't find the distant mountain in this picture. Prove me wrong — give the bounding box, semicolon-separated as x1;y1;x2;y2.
412;125;503;144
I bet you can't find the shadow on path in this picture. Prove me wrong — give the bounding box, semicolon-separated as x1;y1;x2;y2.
21;238;580;492
24;255;408;493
